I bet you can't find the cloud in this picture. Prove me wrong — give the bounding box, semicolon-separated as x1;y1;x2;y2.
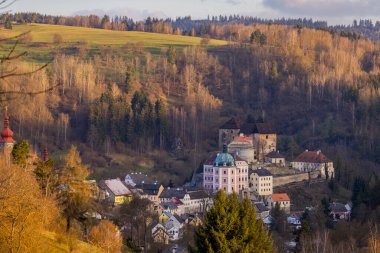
74;8;167;21
263;0;380;17
200;0;244;5
226;0;243;5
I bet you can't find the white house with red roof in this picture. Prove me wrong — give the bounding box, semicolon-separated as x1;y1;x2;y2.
268;193;291;213
291;150;334;178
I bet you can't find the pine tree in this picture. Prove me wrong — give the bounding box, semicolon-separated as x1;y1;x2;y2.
191;191;273;253
12;140;30;166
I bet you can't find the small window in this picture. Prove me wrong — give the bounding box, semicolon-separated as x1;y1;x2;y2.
266;135;269;139
224;170;226;175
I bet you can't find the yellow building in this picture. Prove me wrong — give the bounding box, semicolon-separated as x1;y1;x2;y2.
102;178;133;205
250;168;273;196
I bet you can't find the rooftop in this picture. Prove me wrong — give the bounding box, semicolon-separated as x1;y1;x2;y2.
220;117;241;130
188;190;210;200
254;202;269;213
104;179;132;196
330;202;349;213
160;202;179;210
293;150;332;163
230;135;254;144
160;188;187;199
266;150;285;159
239;123;256;135
253;123;276;134
125;172;154;185
272;193;290;202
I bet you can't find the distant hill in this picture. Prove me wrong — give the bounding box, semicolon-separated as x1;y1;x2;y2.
5;23;227;48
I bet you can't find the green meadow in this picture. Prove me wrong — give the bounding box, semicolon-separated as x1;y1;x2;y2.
0;23;227;62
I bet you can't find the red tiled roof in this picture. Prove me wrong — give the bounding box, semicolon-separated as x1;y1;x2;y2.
232;136;254;143
272;193;290;202
293;150;331;163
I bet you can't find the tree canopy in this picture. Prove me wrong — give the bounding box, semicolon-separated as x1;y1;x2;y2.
191;191;273;253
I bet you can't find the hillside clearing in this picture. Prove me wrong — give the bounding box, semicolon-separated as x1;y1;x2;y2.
2;23;227;47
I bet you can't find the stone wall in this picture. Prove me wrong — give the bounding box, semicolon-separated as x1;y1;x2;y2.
273;171;320;187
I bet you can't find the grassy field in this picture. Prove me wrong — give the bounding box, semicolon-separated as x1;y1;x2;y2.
2;23;227;48
43;231;104;253
0;23;227;62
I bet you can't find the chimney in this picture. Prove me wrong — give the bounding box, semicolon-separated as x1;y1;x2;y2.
43;147;49;162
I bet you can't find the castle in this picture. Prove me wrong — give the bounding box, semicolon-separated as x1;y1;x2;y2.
203;144;249;194
218;117;277;163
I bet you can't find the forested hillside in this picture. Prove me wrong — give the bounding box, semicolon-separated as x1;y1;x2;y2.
1;22;380;186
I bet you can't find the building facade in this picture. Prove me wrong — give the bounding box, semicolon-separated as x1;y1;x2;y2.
253;123;277;162
203;144;249;194
292;150;334;178
218;117;241;149
265;150;286;166
268;193;291;213
250;169;273;196
228;134;257;164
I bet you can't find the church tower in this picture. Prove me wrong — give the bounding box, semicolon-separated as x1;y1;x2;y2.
0;107;15;165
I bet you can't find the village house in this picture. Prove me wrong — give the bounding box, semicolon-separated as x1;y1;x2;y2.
250;168;273;196
154;212;184;241
253;123;277;161
137;183;164;204
99;178;133;205
159;188;212;214
124;172;156;187
228;134;257;164
292;150;334;178
152;223;169;244
160;198;186;215
254;202;270;220
265;150;286;166
330;202;351;221
268;193;291;213
203;144;249;194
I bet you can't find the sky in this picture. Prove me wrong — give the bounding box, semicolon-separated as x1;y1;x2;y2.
9;0;380;25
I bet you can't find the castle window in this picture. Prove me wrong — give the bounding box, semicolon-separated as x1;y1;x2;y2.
266;135;268;139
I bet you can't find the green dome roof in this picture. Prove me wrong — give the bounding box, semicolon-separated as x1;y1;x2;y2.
214;144;235;167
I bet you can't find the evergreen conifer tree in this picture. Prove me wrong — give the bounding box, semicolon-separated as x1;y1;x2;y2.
191;191;273;253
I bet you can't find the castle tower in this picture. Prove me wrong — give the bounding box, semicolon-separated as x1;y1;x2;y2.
1;107;15;165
